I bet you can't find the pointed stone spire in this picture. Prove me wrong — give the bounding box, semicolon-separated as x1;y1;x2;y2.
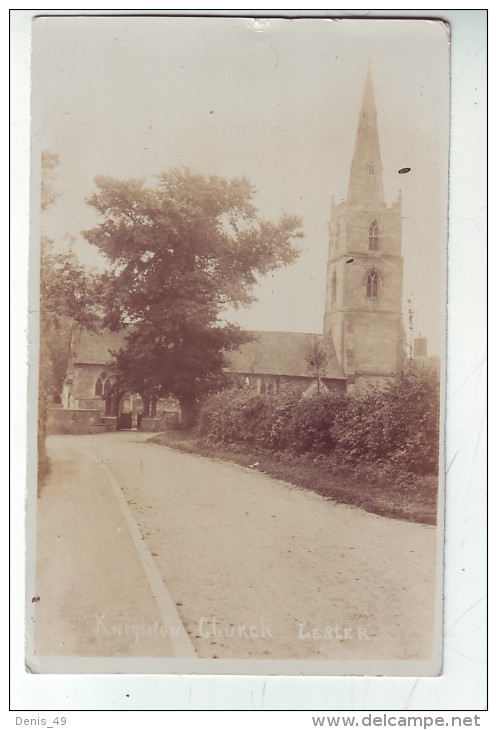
347;63;385;205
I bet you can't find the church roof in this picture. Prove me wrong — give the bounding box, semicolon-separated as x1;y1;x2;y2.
71;329;127;365
227;331;344;380
70;328;344;380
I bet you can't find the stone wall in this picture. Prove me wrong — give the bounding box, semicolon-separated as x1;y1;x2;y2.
46;408;104;435
235;374;346;396
140;412;180;432
101;416;118;431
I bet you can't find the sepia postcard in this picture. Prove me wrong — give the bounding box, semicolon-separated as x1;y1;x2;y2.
25;14;450;677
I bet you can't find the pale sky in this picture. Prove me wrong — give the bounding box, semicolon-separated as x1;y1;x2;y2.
33;16;450;355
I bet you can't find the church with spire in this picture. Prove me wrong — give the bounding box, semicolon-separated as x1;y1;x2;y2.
322;64;405;390
228;64;407;395
59;66;410;425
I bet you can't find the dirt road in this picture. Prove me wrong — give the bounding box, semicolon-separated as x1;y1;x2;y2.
34;432;439;662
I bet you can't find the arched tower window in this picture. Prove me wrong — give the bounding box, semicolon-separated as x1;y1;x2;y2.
368;162;374;176
369;220;379;250
366;270;380;299
95;378;103;397
331;269;337;305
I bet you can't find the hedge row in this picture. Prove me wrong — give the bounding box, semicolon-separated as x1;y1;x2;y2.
197;371;439;475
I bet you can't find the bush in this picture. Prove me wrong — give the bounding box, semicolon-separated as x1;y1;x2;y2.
197;369;439;476
197;389;275;447
275;391;348;454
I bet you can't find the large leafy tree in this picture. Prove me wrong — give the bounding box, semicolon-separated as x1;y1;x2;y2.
84;168;302;424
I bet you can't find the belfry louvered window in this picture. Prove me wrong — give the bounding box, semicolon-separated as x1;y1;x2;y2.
369;220;379;250
367;270;380;299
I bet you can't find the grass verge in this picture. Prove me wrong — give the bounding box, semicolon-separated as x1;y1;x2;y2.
149;429;438;525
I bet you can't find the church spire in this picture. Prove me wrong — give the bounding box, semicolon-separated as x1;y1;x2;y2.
347;63;385;205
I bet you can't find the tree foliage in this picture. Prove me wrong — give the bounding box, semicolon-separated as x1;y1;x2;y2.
39;239;102;403
40;239;103;331
84;168;303;422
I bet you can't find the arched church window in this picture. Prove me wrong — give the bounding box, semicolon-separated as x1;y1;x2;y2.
331;270;337;305
103;378;112;398
95;378;103;397
368;162;374;176
367;270;380;299
369;220;379;250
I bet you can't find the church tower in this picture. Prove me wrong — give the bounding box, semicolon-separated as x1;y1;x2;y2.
324;65;405;389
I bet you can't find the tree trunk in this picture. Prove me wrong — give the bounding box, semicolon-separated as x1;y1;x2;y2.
180;393;196;430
